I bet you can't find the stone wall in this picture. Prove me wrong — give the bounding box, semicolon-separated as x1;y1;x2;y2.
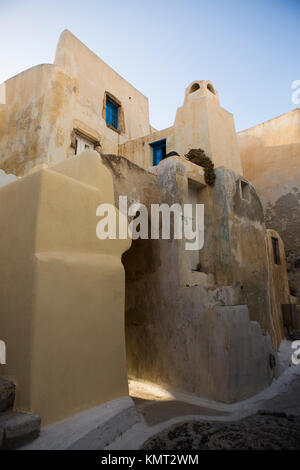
102;154;279;403
266;229;290;348
238;109;300;298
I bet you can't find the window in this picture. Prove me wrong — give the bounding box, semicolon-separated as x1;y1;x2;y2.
75;133;96;155
106;97;119;130
272;237;280;265
150;139;167;166
207;83;216;95
190;83;200;94
103;92;124;134
240;180;251;202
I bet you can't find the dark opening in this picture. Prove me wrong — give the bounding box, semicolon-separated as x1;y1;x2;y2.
190;83;200;93
240;180;251;201
272;237;280;265
150;139;167;166
207;83;216;95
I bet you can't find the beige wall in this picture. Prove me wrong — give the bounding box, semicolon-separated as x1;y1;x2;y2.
0;64;61;175
0;151;131;425
0;30;151;176
120;80;243;175
54;30;151;153
0;32;242;179
102;154;280;403
174;80;243;174
266;230;290;348
0;63;81;175
209;169;272;334
119;127;174;168
238;109;300;297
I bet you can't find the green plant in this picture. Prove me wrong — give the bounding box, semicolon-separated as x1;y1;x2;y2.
185;149;216;186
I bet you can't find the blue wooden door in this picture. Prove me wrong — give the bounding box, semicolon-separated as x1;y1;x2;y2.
151;139;166;166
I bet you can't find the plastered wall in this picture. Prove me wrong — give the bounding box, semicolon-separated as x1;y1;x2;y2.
0;30;151;176
238;109;300;297
102;154;279;403
0;151;131;425
120;80;243;174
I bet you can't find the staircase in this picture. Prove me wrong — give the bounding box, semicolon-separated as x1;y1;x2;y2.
0;377;41;449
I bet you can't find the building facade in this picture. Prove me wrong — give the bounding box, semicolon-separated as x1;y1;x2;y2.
238;110;300;299
0;31;295;426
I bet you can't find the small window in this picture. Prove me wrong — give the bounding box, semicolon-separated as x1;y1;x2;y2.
106;97;119;130
272;237;280;265
190;83;200;94
207;83;216;95
240;180;251;201
75;133;96;155
150;139;166;166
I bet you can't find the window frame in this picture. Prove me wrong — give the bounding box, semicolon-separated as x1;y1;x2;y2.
106;97;119;130
272;237;280;265
102;92;125;134
240;179;251;202
73;130;98;155
150;139;167;166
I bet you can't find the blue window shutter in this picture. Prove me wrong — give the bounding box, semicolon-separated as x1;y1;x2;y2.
153;147;162;166
106;98;119;129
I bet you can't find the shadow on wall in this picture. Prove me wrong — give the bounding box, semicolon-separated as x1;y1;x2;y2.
240;133;300;298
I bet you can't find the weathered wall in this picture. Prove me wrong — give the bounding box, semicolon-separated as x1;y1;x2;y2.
0;32;243;181
266;230;290;348
54;30;151;153
0;63;78;176
238;109;300;297
0;30;151;176
120;80;243;174
102;154;278;403
157;160;273;337
119;126;174;168
0;169;17;187
0;151;131;425
213;170;271;333
174;81;243;174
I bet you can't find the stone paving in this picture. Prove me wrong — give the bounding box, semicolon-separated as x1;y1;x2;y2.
133;398;230;426
140;365;300;450
107;356;300;450
142;412;300;450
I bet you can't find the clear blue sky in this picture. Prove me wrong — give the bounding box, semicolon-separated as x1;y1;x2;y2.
0;0;299;131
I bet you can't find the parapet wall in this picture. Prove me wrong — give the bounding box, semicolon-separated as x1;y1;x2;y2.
0;151;131;425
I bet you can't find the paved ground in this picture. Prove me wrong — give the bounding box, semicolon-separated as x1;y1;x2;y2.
141;413;300;450
133;369;300;424
21;342;300;450
133;398;230;426
136;370;300;450
254;370;300;416
107;348;300;450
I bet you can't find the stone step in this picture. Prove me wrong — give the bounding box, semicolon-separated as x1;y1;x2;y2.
0;377;15;412
0;411;41;449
